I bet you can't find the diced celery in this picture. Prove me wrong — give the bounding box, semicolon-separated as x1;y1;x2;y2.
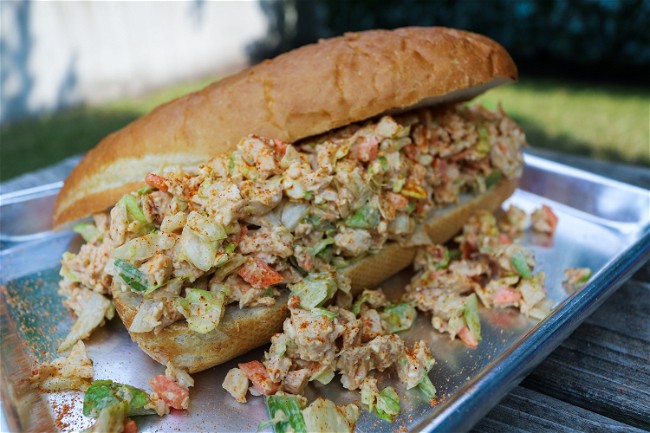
114;259;149;292
118;193;153;232
263;395;307;433
463;294;482;343
312;237;334;256
380;303;417;333
511;251;533;279
485;170;503;189
311;307;337;319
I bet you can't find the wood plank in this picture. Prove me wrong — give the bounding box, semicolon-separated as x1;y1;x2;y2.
472;386;646;433
521;276;650;430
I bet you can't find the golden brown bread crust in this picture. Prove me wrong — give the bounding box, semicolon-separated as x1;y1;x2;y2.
53;26;517;227
112;178;518;373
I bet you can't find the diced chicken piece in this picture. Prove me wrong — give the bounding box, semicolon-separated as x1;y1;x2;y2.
31;341;94;391
284;307;343;363
222;368;250;403
140;254;173;287
129;299;164;333
368;334;404;372
360;309;384;342
282;368;310;395
165;362;194;389
238;226;294;259
334;227;372;257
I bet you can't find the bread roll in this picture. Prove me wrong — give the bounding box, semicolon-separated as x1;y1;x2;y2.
113;177;517;373
53;27;516;227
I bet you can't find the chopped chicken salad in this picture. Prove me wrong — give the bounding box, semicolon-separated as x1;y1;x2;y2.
42;103;598;432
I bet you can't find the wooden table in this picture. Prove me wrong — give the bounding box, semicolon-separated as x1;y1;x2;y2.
2;149;648;432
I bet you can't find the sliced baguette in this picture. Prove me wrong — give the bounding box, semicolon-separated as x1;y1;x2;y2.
53;27;517;227
113;177;517;373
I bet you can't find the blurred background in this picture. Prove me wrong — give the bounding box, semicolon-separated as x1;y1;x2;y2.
1;0;648;183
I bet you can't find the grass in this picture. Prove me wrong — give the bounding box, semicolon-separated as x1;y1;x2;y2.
476;77;650;165
1;76;648;182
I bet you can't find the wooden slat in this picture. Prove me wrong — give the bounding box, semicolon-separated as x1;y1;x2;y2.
521;277;650;430
472;386;646;433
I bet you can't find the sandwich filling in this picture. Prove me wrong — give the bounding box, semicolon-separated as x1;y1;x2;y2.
58;103;525;349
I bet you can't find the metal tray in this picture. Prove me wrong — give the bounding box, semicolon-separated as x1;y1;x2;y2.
1;154;649;432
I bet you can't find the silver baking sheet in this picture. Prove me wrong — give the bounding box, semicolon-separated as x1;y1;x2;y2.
1;154;649;432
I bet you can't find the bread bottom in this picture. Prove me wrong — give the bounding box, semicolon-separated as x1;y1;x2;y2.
113;178;518;373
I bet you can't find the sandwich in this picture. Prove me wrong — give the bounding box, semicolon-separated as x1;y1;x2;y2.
53;27;525;374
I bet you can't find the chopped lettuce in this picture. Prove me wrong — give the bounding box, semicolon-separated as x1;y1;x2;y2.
375;387;400;422
83;380;153;418
289;272;337;309
73;222;102;243
345;204;381;229
262;395;307;433
380;303;417;333
177;288;226;334
302;398;359;433
511;251;533;279
58;291;113;352
111;232;177;262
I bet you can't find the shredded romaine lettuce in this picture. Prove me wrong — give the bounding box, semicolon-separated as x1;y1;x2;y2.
262;395;307;433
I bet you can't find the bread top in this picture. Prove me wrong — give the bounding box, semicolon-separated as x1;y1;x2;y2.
53;26;517;227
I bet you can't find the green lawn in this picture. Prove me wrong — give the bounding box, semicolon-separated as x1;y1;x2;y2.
1;76;648;182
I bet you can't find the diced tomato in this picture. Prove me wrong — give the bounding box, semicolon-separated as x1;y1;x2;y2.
403;144;418;160
149;375;189;410
458;326;479;349
123;418;138;433
542;205;558;233
298;254;314;272
386;192;409;211
231;226;249;245
492;286;522;306
145;173;169;192
272;139;289;157
238;360;279;395
237;259;284;289
356;136;379;162
498;233;512;245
